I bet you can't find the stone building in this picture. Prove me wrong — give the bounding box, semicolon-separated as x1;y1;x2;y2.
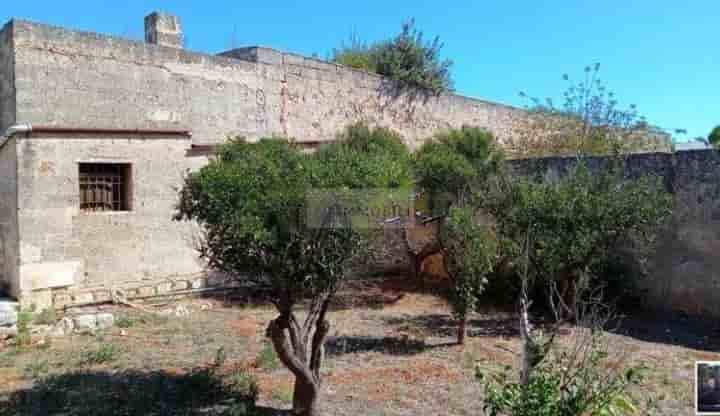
0;12;533;309
0;12;715;318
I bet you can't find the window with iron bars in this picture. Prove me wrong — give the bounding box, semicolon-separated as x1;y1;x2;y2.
79;163;132;212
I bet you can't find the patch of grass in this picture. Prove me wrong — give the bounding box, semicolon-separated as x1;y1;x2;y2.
15;309;34;349
255;342;280;371
34;308;57;325
226;367;259;404
23;360;49;379
77;343;122;366
0;348;19;368
270;382;294;403
115;315;139;328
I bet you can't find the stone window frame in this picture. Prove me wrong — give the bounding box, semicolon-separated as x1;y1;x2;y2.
78;162;133;213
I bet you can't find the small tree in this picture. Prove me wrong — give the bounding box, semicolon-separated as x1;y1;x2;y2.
331;20;454;94
483;161;673;315
413;126;503;343
709;125;720;148
439;207;496;344
176;127;412;416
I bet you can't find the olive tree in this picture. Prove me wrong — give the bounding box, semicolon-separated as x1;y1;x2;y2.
176;126;412;416
413;126;503;343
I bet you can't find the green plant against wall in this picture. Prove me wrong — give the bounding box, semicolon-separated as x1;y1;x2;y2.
331;20;454;95
483;160;673;313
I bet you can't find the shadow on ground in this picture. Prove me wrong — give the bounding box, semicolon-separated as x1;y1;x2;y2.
0;369;289;416
611;311;720;352
325;335;455;357
383;314;519;339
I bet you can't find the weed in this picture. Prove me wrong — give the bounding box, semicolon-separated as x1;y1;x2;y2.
34;308;57;325
78;343;121;366
255;342;280;371
226;367;259;404
270;382;294;403
15;309;34;349
23;360;49;379
115;315;138;328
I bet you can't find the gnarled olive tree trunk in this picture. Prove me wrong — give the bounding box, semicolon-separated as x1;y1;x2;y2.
267;296;331;416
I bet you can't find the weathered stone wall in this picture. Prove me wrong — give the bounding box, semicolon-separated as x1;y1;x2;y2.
14;135;206;308
11;21;528;149
0;138;19;297
0;21;15;132
508;150;720;317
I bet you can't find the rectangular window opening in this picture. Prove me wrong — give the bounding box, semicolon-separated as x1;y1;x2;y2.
79;163;132;212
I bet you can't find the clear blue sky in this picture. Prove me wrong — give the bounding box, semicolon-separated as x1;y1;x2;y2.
2;1;717;141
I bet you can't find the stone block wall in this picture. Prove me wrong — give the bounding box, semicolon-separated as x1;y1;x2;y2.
0;21;15;132
14;135;205;308
10;20;530;149
0;138;19;297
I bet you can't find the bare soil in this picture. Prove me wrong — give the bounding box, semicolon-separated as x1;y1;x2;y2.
0;277;711;415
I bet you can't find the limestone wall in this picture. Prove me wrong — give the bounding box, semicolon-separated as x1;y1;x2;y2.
0;21;15;132
10;20;528;149
509;150;720;317
0;138;19;297
14;135;206;308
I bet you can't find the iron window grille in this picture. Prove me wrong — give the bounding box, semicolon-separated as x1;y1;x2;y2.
79;163;132;212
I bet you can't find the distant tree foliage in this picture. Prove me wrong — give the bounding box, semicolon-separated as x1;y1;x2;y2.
414;126;503;213
709;125;720;148
331;20;454;94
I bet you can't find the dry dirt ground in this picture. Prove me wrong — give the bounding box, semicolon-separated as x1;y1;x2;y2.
0;277;714;415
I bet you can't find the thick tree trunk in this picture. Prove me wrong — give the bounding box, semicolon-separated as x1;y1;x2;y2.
457;314;468;345
267;306;331;416
293;376;321;416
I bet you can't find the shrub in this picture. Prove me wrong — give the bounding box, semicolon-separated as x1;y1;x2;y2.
77;343;121;366
483;161;673;312
331;20;454;94
479;338;645;416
